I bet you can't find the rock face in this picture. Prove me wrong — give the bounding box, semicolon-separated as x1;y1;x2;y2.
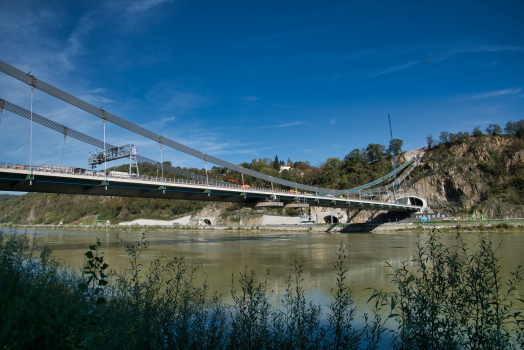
397;136;524;219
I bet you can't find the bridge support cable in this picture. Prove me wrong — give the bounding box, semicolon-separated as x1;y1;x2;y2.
0;98;231;186
61;126;67;167
204;153;209;196
102;110;107;189
29;73;36;182
0;99;4;126
159;136;164;180
0;59;414;196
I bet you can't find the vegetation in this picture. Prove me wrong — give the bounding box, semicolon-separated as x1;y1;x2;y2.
1;229;523;349
424;118;524;206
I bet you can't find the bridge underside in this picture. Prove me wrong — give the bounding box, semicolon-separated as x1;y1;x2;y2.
0;169;420;212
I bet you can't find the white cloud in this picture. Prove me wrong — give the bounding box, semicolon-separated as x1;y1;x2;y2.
461;88;522;100
370;43;524;78
242;95;260;103
256;121;303;129
372;60;419;77
329;118;336;124
126;0;174;14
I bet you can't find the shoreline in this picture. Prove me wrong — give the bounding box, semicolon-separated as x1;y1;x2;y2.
2;220;523;233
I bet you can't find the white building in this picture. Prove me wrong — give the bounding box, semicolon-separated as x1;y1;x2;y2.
279;165;292;173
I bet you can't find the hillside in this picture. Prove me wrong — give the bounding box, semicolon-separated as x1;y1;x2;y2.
405;132;524;218
1;120;523;224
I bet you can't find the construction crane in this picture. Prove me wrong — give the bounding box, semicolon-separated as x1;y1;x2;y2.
223;174;250;189
388;114;398;203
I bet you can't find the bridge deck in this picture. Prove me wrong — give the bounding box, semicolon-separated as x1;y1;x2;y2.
0;166;421;212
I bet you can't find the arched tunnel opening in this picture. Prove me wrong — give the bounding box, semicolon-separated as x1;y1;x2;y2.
203;219;212;225
323;215;339;224
410;197;424;206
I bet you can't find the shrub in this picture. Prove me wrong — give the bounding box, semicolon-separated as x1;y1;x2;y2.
1;229;523;349
371;230;523;349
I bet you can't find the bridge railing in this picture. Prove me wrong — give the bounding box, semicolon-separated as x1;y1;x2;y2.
0;161;418;206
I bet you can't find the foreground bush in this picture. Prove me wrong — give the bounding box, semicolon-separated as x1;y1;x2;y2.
0;229;523;349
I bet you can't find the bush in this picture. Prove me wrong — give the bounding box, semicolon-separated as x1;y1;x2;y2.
1;229;523;349
371;230;523;349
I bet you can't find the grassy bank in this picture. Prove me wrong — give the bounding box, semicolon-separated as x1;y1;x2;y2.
1;229;524;349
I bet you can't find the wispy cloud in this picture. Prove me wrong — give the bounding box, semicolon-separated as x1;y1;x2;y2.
370;43;524;78
329;118;336;124
256;121;303;129
146;87;210;113
372;60;419;77
461;88;522;100
242;95;260;103
126;0;174;14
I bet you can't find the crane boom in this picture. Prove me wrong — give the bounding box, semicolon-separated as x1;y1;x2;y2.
389;114;398;203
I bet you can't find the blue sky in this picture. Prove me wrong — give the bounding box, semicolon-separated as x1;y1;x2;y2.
0;0;523;172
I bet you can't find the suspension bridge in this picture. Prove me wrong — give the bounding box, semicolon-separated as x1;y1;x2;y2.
0;59;423;213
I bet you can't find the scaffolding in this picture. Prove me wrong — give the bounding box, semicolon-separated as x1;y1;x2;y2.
88;144;139;176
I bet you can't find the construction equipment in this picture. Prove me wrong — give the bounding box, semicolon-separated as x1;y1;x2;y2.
223;174;250;189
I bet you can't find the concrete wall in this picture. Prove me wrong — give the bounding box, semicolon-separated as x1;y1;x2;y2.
119;215;191;226
261;215;302;225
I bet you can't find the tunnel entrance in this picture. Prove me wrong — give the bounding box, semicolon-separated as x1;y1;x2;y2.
410;197;424;206
203;219;212;225
323;215;339;224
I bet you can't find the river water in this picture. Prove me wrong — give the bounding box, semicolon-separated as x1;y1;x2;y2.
23;228;524;315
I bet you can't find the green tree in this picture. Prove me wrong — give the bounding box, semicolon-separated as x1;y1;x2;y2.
505;119;524;137
486;124;502;136
387;138;404;156
341;148;367;170
472;126;483;137
439;131;450;144
273;155;280;171
426;134;435;148
366;144;385;164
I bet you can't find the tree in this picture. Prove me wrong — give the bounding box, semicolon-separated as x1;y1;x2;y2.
273;155;280;171
426;135;435;149
388;138;404;156
439;131;450;144
472;126;483;137
366;143;386;164
486;124;502;136
342;148;367;170
505;120;524;137
287;157;292;165
293;161;309;170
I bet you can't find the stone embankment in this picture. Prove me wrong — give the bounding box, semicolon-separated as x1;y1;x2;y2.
3;221;523;233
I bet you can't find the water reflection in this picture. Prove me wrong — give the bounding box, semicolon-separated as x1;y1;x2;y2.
27;229;524;314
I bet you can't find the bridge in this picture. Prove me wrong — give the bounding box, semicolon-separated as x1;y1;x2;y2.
0;59;422;213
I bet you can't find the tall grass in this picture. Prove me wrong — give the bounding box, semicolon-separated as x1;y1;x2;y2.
0;229;523;349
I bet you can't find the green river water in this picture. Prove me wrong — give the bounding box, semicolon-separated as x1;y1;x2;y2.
22;228;524;315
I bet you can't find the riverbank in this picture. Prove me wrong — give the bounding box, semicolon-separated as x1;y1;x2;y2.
3;219;524;233
1;228;523;349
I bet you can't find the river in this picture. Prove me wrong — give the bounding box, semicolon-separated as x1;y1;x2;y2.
22;228;524;316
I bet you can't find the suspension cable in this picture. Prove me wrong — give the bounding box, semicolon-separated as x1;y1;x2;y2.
61;126;67;167
102;109;107;189
159;135;163;179
29;73;36;177
0;99;4;127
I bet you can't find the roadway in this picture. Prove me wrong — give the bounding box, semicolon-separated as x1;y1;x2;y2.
0;165;422;212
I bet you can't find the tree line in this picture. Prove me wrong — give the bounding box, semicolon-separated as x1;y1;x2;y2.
427;119;524;148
